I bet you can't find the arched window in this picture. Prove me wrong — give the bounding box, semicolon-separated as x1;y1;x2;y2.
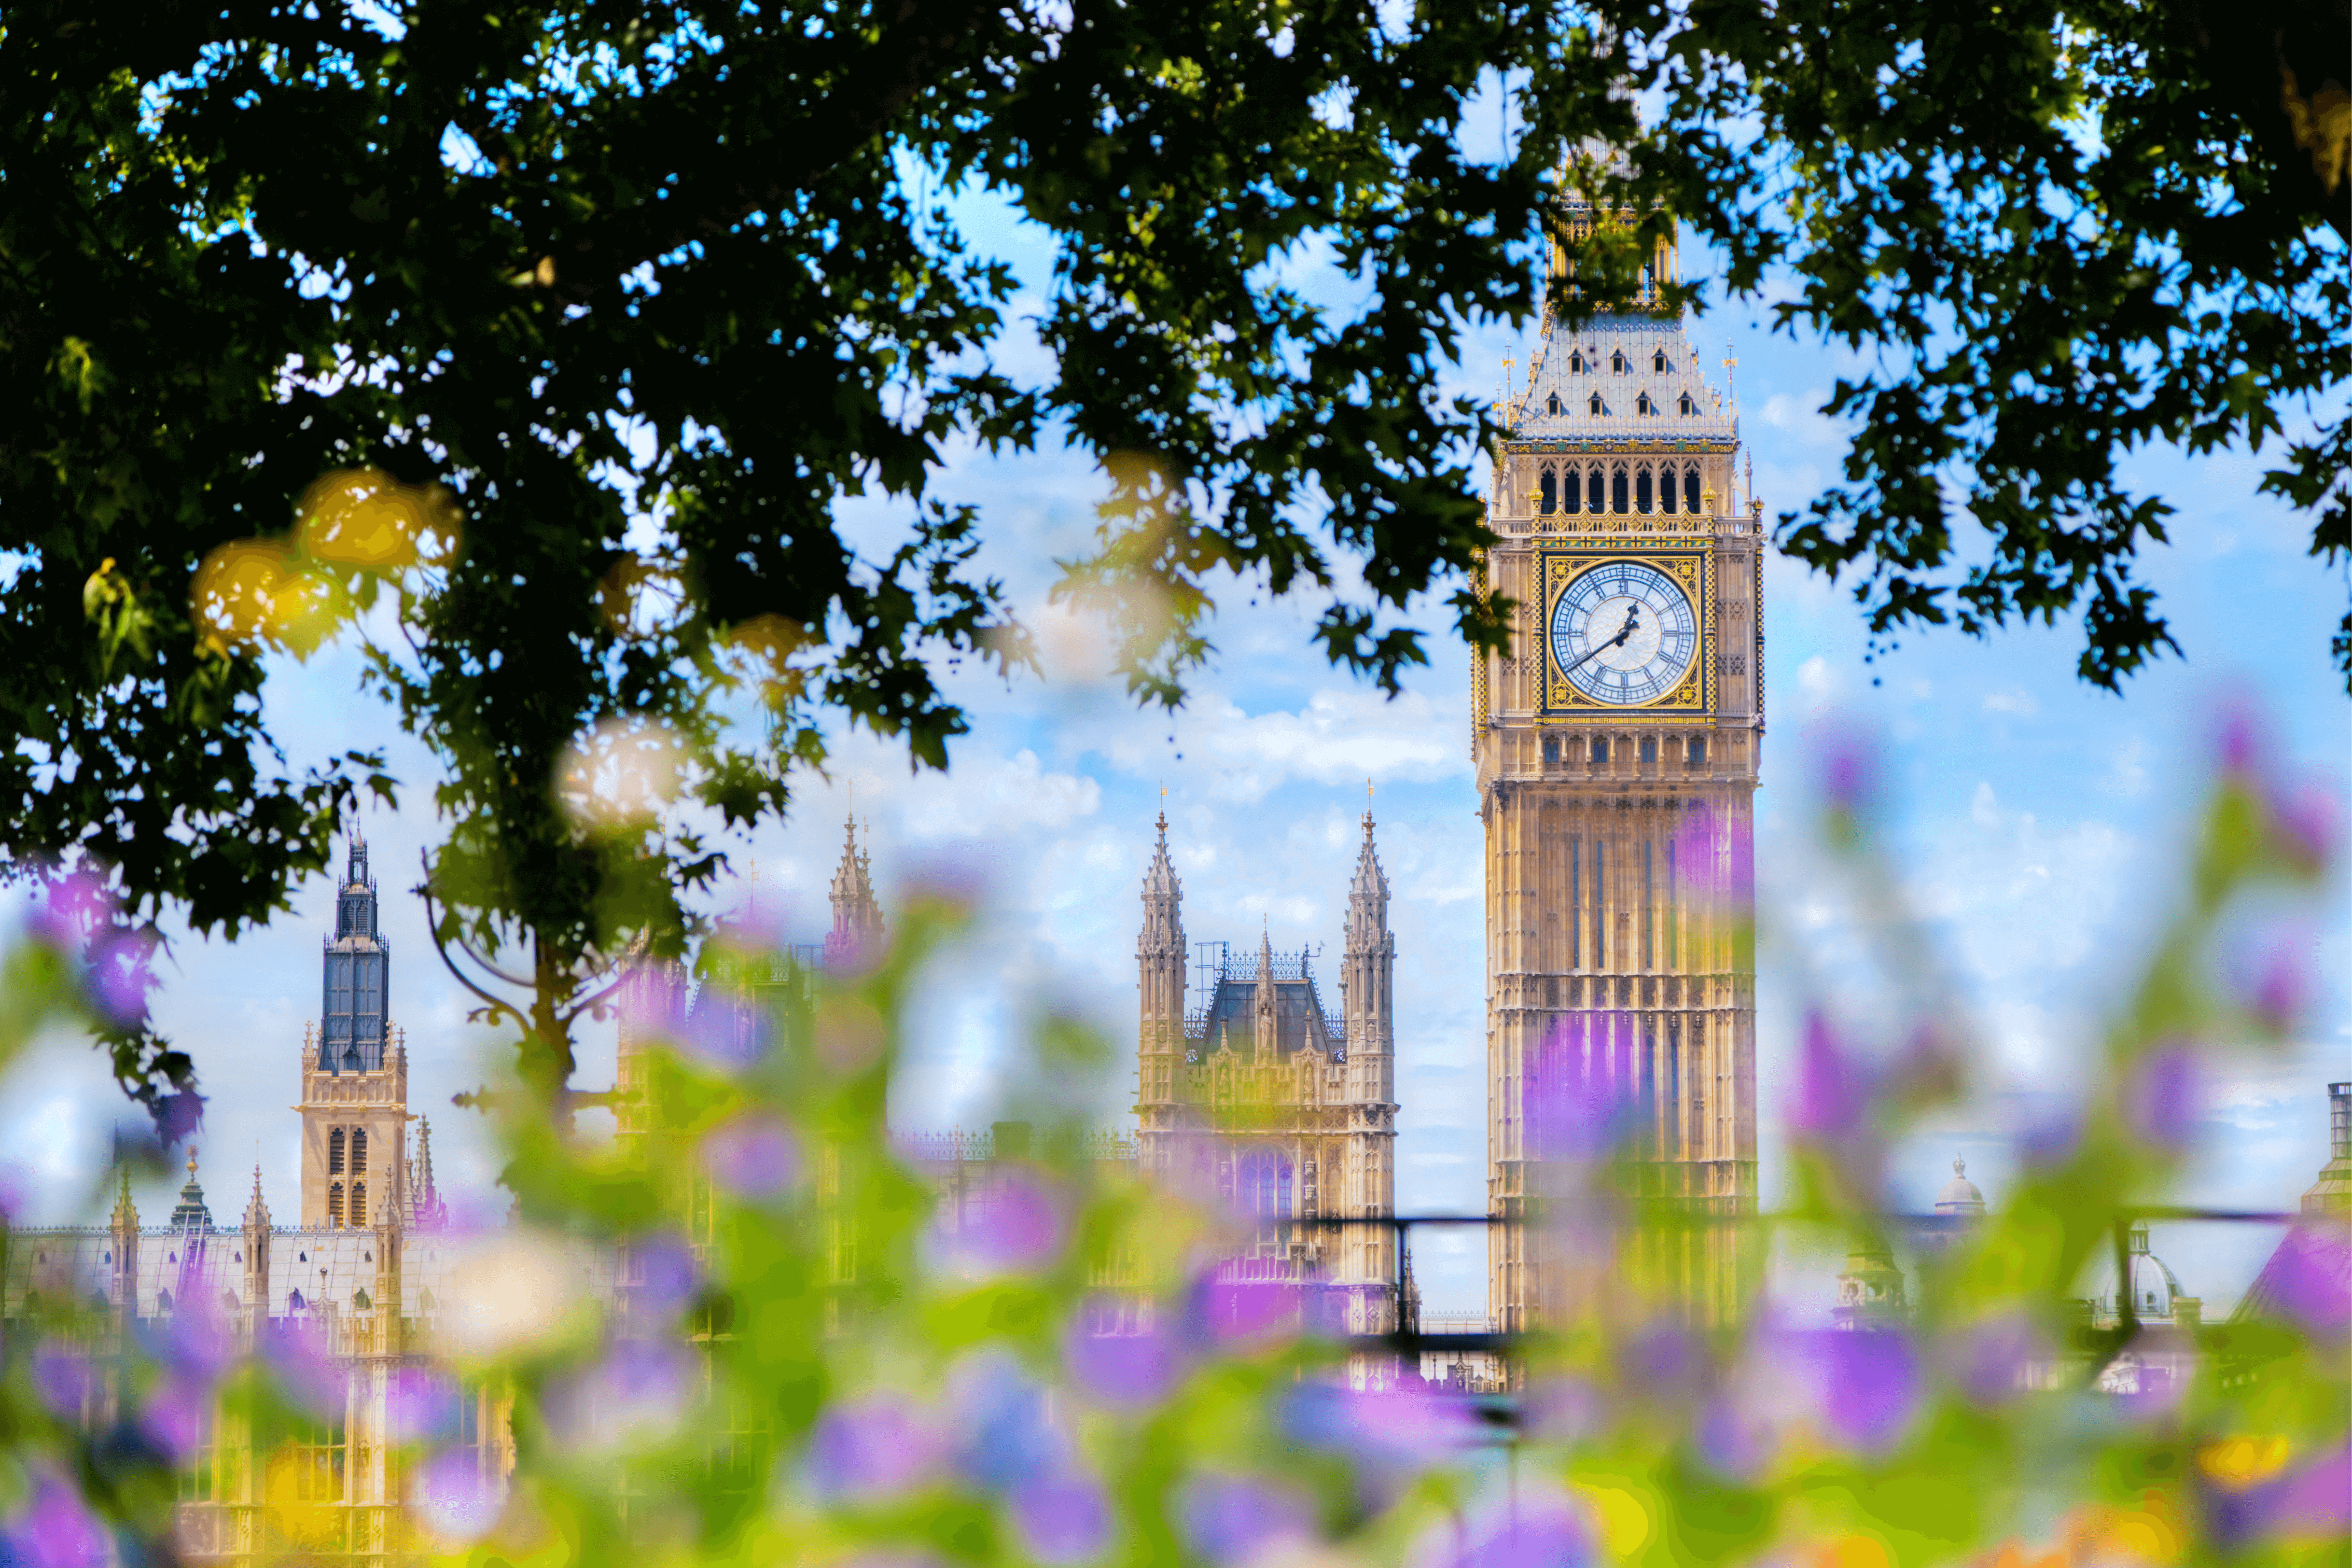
1611;466;1630;513
350;1129;366;1174
1661;469;1678;513
327;1183;344;1227
1237;1149;1292;1220
1653;349;1669;372
1591;738;1609;763
1684;468;1702;513
1587;469;1605;512
350;1182;367;1227
1561;466;1581;513
1611;349;1627;373
1678;392;1695;415
1569;351;1584;373
1539;468;1556;514
328;1128;345;1175
1636;393;1654;415
1588;392;1603;415
1636;468;1654;511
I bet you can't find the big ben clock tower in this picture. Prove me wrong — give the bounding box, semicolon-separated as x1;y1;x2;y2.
1479;212;1761;1333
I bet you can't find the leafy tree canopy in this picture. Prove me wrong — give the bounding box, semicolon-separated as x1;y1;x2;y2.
2;0;2342;1112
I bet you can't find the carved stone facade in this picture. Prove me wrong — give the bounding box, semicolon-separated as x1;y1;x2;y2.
1478;211;1762;1332
299;841;414;1231
1133;810;1401;1341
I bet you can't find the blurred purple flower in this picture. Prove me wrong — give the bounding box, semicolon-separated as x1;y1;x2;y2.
1820;731;1875;815
2254;1225;2351;1334
807;1392;942;1502
1789;1013;1869;1140
1201;1277;1302;1343
2247;937;2313;1032
1945;1313;2044;1407
1177;1473;1316;1565
1519;1376;1606;1442
949;1354;1063;1492
2269;782;2339;868
387;1366;460;1443
31;871;114;948
4;1473;107;1568
1284;1383;1481;1473
1693;1391;1772;1480
2122;1044;2201;1154
85;931;157;1027
702;1113;798;1198
2019;1102;2083;1168
137;1377;208;1464
1010;1471;1110;1564
262;1323;346;1419
935;1170;1069;1276
1526;1020;1629;1161
2208;1441;2351;1548
2217;703;2261;776
622;1234;699;1317
1819;1331;1920;1451
1430;1491;1591;1568
564;1340;692;1447
1625;1321;1710;1402
1061;1319;1183;1410
412;1446;501;1545
32;1349;89;1420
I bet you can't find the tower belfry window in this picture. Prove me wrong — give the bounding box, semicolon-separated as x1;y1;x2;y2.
350;1183;366;1227
1539;469;1556;514
327;1183;344;1227
1685;468;1702;513
350;1129;367;1174
328;1128;345;1175
1637;469;1654;511
1612;467;1630;513
1588;469;1605;511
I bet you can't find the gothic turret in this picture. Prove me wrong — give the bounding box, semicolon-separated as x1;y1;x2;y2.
107;1168;138;1327
300;836;409;1227
1253;925;1278;1064
825;817;885;968
1335;805;1400;1337
1134;810;1187;1159
241;1165;272;1325
168;1145;214;1231
321;835;390;1073
409;1118;448;1231
1343;806;1396;1107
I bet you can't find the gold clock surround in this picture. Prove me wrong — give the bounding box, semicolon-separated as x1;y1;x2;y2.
1538;542;1715;719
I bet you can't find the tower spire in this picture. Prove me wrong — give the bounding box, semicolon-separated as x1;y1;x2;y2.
825;814;885;968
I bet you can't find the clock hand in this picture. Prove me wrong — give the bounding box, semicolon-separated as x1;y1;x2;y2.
1563;605;1641;675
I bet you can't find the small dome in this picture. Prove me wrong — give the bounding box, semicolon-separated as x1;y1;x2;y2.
1935;1155;1986;1215
2107;1223;2186;1320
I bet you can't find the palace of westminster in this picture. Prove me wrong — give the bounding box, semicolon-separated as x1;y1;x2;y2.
5;206;2346;1564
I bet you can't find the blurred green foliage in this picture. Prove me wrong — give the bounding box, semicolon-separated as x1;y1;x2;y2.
2;755;2344;1568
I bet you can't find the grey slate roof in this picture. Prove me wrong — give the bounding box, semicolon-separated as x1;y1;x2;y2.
1508;311;1736;446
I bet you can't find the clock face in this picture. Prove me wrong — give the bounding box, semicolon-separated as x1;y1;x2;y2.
1549;560;1700;706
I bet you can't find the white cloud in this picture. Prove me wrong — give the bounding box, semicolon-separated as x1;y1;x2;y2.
1983;689;2039;716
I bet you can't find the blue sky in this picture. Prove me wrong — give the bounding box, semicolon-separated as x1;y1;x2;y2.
2;167;2344;1322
